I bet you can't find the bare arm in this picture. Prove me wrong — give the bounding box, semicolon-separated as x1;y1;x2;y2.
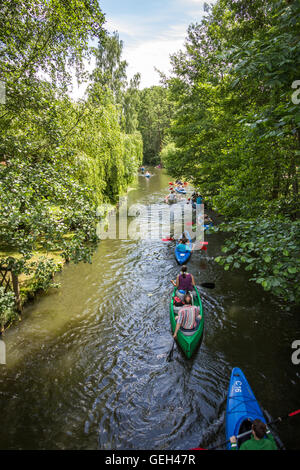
173;322;181;338
173;311;182;338
171;275;179;287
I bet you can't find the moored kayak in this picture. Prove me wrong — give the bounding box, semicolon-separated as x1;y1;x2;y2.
169;285;204;359
226;367;267;450
175;230;192;265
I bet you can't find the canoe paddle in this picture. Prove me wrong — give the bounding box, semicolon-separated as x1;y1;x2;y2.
166;339;176;362
192;409;300;450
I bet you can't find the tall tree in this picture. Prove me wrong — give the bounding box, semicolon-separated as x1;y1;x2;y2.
162;0;300;303
137;86;175;164
91;31;127;105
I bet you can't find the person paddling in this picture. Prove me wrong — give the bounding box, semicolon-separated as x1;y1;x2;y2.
204;213;212;224
176;235;193;254
230;419;277;450
166;189;176;203
173;293;202;338
171;265;195;295
196;194;203;205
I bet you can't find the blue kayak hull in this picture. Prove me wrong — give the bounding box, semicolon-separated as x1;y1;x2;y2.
175;231;192;265
175;187;186;194
225;367;266;450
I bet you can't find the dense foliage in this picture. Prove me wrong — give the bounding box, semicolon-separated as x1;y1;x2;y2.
0;0;142;324
161;0;300;303
0;287;17;329
137;86;175;164
215;219;300;303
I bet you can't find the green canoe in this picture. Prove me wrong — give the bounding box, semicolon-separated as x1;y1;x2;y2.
170;286;204;359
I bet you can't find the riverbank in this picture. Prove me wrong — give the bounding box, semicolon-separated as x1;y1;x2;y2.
0;250;64;334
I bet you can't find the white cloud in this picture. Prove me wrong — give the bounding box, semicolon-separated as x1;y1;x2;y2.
123;24;187;88
125;40;182;89
70;0;216;97
102;16;188;88
105;16;155;39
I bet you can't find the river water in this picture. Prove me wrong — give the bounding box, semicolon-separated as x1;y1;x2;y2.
0;168;299;450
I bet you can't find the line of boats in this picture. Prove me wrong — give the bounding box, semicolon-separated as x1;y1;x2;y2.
169;227;278;450
162;184;278;450
139;169;286;449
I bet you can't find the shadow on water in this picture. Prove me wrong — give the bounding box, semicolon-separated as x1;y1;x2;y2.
0;168;299;450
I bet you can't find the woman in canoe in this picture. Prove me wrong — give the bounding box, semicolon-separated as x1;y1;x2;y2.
173;293;202;338
171;265;196;295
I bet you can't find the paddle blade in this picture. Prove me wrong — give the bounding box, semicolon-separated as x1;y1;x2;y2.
166;341;175;362
289;409;300;417
162;237;174;242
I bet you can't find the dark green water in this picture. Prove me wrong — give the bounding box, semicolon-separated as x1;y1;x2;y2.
0;168;299;449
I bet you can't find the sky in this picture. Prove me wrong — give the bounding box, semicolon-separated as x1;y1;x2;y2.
100;0;209;88
72;0;211;98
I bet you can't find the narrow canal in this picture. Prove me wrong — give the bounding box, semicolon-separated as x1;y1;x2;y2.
0;168;299;449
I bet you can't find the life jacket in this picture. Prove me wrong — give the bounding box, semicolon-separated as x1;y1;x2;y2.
174;296;184;307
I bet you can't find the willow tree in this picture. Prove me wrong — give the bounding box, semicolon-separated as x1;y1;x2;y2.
0;1;143;326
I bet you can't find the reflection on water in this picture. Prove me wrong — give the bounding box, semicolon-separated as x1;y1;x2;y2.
0;168;299;450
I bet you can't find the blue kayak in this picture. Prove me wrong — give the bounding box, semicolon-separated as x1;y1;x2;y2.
204;222;213;231
175;187;186;194
175;231;192;265
226;367;266;450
